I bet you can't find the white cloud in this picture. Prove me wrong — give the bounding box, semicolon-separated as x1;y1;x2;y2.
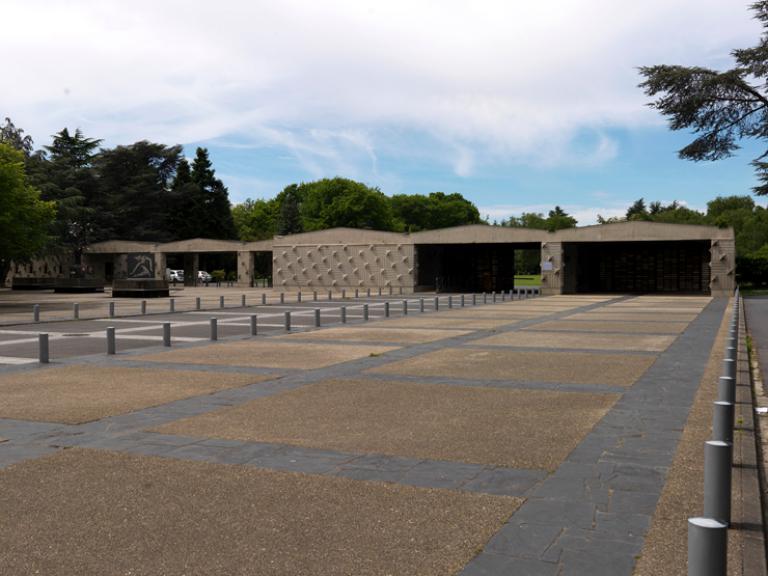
479;201;628;226
2;0;761;178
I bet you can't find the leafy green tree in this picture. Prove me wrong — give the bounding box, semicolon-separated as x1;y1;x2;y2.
190;148;237;239
168;158;207;239
276;184;304;235
232;198;277;240
0;143;56;281
391;191;480;231
640;1;768;194
626;198;650;220
545;206;577;231
0;117;33;157
94;141;182;242
297;178;395;231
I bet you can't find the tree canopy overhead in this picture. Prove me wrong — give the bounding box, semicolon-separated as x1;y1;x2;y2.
640;1;768;194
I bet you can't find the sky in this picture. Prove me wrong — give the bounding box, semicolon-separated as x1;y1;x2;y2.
3;0;767;224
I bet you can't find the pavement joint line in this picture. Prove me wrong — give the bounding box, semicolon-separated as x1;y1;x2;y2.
459;296;726;576
456;344;661;356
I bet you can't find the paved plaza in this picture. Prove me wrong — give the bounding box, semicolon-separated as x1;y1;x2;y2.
0;288;762;575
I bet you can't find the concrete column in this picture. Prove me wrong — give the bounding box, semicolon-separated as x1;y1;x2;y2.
540;240;564;296
237;251;255;287
154;252;167;280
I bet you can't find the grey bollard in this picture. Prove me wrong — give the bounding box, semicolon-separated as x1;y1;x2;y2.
341;306;347;323
722;358;736;381
162;322;171;347
448;295;453;308
687;517;727;576
712;401;734;444
297;291;302;303
420;298;425;313
141;300;147;315
314;308;320;327
363;304;369;321
384;302;390;317
241;294;246;307
502;291;506;302
389;286;393;295
492;291;496;303
73;302;79;319
355;288;359;298
399;286;403;295
170;298;175;313
284;311;291;331
107;327;116;355
367;288;371;297
280;292;285;304
717;376;735;404
328;290;333;301
250;314;258;336
403;300;408;315
342;289;346;299
313;291;318;301
108;302;115;318
38;333;49;363
33;304;40;323
461;294;465;307
483;292;487;304
703;440;733;525
210;318;218;341
261;293;267;305
725;345;737;362
378;287;382;296
196;297;201;310
472;293;477;306
434;296;439;311
220;296;225;309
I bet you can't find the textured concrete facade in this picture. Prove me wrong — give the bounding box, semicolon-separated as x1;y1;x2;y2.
6;222;736;295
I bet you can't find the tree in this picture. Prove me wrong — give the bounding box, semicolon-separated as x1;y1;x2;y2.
168;158;207;239
545;206;577;231
626;198;650;221
640;1;768;195
190;147;237;239
0;117;33;157
276;184;304;235
297;178;395;231
0;143;56;281
232;198;277;240
391;191;481;231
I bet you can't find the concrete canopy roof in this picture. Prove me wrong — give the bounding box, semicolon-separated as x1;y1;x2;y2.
553;220;734;242
272;227;409;246
411;224;548;244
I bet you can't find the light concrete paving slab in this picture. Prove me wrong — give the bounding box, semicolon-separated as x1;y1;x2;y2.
0;448;520;576
153;378;619;470
471;331;676;352
527;320;688;334
564;312;697;323
367;348;655;386
133;340;398;369
375;316;523;330
0;365;271;424
276;326;472;344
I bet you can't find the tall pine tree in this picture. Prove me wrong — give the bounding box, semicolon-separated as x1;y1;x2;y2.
190;147;236;239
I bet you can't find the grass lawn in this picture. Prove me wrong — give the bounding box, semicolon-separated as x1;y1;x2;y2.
514;275;541;287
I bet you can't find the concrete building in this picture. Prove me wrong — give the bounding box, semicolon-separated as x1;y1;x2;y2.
7;221;736;296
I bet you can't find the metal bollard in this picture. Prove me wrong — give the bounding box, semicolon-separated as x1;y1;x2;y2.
502;291;506;302
250;314;258;336
313;291;318;301
38;333;49;363
472;293;477;306
389;286;393;295
262;293;267;305
725;345;737;362
712;401;734;444
33;304;40;323
355;288;359;298
687;517;727;576
73;302;79;319
196;297;201;310
703;440;733;525
108;302;115;318
170;298;175;313
141;300;147;315
314;308;321;327
420;298;425;313
378;287;382;296
107;327;116;355
341;306;347;323
363;304;369;321
284;311;291;331
210;318;218;341
280;292;285;304
328;290;333;301
434;296;439;311
399;286;403;295
717;376;735;404
492;291;496;303
461;294;465;307
448;295;453;308
403;300;408;315
384;302;390;317
162;322;171;347
241;294;246;307
220;296;225;309
297;291;302;303
483;292;487;304
722;358;736;381
367;288;371;297
342;289;346;299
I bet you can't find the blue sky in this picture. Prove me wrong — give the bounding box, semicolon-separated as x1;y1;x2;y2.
4;0;767;224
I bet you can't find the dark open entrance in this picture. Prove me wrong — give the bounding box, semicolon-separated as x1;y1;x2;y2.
415;243;539;292
563;240;711;294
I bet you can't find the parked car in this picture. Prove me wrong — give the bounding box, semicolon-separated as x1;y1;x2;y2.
198;270;212;283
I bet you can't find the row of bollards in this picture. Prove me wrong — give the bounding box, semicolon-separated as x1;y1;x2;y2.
687;287;740;576
35;287;535;361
